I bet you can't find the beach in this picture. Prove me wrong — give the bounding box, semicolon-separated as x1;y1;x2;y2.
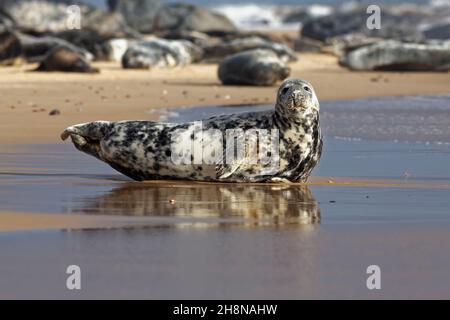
2;0;450;300
2;138;450;298
2;51;450;233
1;54;450;299
2;95;450;298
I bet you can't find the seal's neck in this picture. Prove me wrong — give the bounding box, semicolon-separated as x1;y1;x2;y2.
273;104;319;132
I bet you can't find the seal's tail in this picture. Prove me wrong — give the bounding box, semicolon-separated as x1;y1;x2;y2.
61;121;111;160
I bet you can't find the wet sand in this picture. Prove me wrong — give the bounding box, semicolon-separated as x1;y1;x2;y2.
0;212;162;232
2;135;450;227
3;223;450;299
1;137;450;298
1;53;450;144
2;99;450;230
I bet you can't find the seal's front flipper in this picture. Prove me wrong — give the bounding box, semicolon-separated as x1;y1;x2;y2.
61;121;111;160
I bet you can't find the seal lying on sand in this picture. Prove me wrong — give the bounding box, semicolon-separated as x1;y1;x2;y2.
61;78;322;183
340;40;450;71
36;46;99;73
203;36;298;63
218;49;291;86
122;38;203;69
0;30;21;65
17;34;93;63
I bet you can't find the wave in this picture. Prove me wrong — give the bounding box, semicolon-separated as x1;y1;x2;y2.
211;3;333;30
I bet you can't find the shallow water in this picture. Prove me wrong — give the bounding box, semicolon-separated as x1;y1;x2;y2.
168;94;450;144
1;95;450;299
1;140;450;224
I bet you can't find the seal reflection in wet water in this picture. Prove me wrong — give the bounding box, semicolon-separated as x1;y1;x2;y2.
62;79;323;183
75;184;320;226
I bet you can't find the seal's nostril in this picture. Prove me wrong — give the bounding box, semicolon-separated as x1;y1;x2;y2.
281;87;289;95
303;86;311;92
293;89;303;97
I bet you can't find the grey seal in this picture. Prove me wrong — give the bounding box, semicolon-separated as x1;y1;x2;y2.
203;36;298;63
36;46;99;73
340;39;450;71
0;30;21;65
61;78;322;183
218;49;291;86
122;38;203;69
17;33;93;63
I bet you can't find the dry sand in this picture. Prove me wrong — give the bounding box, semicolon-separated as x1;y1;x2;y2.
1;53;450;144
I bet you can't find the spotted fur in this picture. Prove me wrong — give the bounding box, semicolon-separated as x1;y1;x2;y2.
61;78;323;183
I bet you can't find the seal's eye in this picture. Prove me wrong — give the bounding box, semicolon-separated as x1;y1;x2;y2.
281;87;289;95
304;86;311;92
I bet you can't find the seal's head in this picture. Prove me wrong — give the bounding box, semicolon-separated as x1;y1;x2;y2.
275;78;319;118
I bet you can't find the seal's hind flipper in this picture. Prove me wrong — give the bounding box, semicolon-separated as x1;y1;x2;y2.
61;121;111;160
